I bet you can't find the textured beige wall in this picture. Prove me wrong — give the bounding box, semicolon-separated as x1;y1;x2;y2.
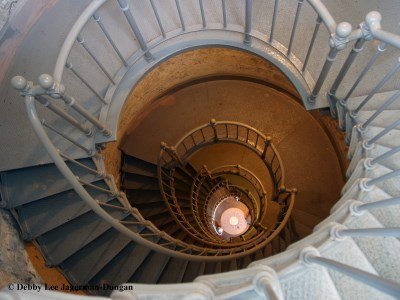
103;47;299;186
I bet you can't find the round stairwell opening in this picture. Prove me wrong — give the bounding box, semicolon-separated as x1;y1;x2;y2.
112;49;344;284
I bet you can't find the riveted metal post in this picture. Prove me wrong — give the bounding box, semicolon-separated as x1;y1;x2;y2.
244;0;253;45
117;0;153;61
309;22;352;104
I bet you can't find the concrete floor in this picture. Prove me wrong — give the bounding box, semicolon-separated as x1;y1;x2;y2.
121;79;344;235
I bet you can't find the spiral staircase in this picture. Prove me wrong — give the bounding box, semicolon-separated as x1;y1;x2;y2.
0;0;400;299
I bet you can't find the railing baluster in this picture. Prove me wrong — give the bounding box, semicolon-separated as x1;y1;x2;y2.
35;74;110;136
77;177;117;195
353;58;400;115
302;16;321;72
269;0;279;43
42;120;92;154
308;22;352;103
221;0;227;28
335;227;400;238
200;128;206;141
365;168;400;188
149;0;166;38
244;0;253;45
360;90;400;130
328;37;365;104
59;152;102;175
199;0;206;28
190;134;196;146
116;0;153;61
60;93;112;136
76;34;115;84
342;42;387;103
287;0;303;56
175;0;185;31
35;96;92;136
302;249;400;297
65;62;107;104
92;13;127;66
355;197;400;212
371;145;400;166
365;117;400;146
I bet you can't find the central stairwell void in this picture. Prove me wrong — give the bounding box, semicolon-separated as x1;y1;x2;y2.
2;0;400;299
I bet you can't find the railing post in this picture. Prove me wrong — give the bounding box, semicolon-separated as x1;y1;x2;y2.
287;0;304;56
117;0;153;62
308;22;352;104
161;142;185;167
210;119;218;142
37;74;112;136
244;0;253;45
262;136;272;159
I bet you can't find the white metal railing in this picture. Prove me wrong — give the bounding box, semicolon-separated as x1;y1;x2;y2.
9;0;400;298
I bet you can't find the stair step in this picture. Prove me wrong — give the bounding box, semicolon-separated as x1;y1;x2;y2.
36;199;130;266
60;227;139;285
123;173;159;190
125;189;163;202
14;180;113;240
0;158;98;208
157;258;189;283
130;251;171;283
280;265;341;300
122;155;158;178
182;261;205;282
343;212;400;282
89;242;152;296
321;236;390;299
291;209;323;232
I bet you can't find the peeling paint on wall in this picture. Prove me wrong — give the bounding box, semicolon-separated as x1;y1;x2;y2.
0;208;42;288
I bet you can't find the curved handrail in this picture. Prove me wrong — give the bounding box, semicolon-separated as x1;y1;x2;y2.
52;0;339;94
21;87;296;261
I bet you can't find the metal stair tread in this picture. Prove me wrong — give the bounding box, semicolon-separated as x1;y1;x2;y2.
129;251;172;284
0;158;98;208
59;227;136;285
88;242;152;296
36;199;130;266
122;155;158;178
123;172;159;190
157;258;189;284
14;180;113;239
